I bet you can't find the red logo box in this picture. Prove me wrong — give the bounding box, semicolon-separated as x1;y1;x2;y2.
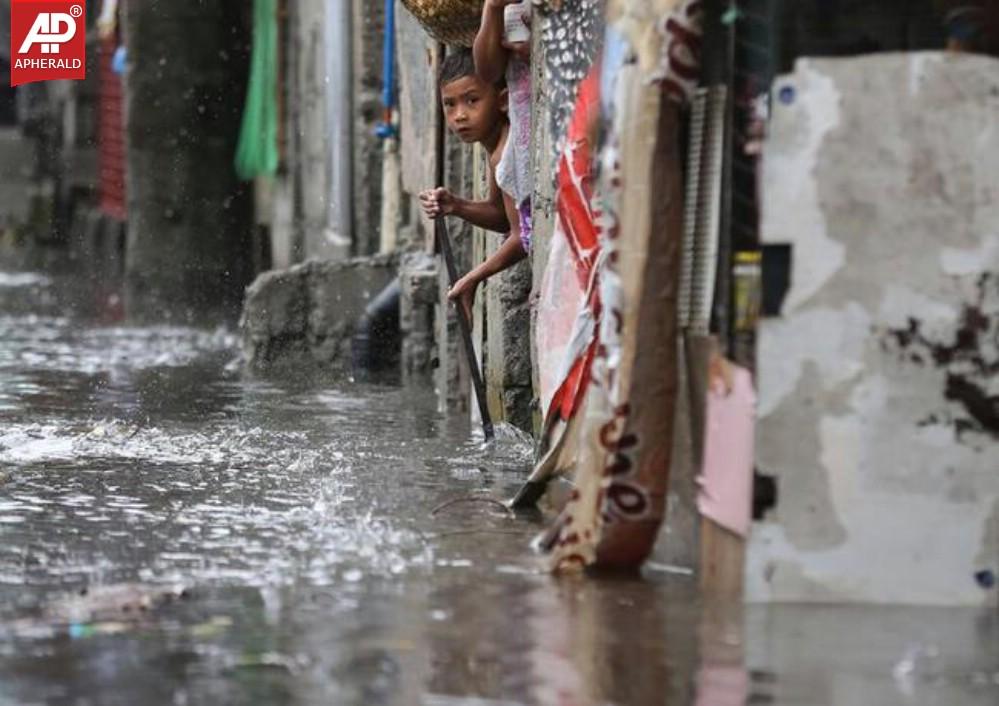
10;0;87;87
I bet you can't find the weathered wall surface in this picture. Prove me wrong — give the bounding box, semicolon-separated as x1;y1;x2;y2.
399;251;438;380
472;146;533;433
528;19;557;434
394;6;441;382
396;1;438;234
434;127;475;415
297;0;345;262
748;53;999;606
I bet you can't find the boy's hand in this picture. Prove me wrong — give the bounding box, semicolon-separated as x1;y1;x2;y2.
419;188;457;220
447;274;479;323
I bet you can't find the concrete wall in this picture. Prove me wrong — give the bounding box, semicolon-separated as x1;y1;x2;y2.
298;0;344;261
268;0;382;267
394;6;443;385
472;151;534;433
748;53;999;606
435;123;475;415
269;0;342;267
396;1;438;247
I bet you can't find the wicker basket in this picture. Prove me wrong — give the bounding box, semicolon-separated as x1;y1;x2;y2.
400;0;484;47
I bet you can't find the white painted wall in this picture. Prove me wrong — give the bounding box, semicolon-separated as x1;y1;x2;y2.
749;53;999;606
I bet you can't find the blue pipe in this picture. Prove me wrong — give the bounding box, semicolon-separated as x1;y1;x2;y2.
376;0;396;138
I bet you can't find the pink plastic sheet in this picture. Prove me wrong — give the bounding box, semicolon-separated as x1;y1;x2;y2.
697;365;756;538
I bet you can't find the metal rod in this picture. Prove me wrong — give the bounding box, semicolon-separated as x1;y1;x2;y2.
435;218;495;441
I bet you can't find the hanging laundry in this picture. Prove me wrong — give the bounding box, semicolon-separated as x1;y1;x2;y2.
235;0;279;181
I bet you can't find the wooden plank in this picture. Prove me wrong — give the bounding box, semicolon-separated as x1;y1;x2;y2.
699;516;746;599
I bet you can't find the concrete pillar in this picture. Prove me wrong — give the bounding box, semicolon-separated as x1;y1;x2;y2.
351;0;385;257
400;252;438;380
122;0;253;320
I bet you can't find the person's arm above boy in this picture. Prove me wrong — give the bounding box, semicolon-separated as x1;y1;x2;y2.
418;168;509;234
474;0;530;84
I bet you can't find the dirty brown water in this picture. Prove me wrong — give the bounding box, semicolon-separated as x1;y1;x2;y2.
0;269;997;706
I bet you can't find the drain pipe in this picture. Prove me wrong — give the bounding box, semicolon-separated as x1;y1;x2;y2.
352;279;402;376
377;0;400;255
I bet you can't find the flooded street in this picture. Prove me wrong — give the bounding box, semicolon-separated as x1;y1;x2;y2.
0;269;997;706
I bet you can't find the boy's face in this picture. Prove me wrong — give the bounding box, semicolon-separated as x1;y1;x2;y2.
441;75;506;144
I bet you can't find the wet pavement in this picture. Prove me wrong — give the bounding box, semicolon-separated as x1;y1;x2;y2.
0;268;997;705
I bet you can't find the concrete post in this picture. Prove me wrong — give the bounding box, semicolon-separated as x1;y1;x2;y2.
351;0;385;257
121;0;253;321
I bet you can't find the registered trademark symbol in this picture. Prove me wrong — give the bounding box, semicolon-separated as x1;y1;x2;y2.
70;5;83;17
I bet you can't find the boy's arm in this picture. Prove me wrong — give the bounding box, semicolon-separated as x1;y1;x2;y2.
474;0;513;84
453;193;509;233
472;230;528;282
455;184;526;288
449;187;525;319
448;232;527;319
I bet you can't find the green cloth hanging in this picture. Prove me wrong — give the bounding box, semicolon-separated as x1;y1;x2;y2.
235;0;278;181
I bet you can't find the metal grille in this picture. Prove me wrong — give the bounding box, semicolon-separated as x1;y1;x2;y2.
679;85;727;335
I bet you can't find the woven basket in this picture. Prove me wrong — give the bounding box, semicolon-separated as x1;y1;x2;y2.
400;0;484;47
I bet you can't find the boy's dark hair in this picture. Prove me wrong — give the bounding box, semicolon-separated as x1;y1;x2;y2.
437;48;505;90
438;48;477;89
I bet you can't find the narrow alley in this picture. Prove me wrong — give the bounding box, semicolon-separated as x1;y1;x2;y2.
2;0;999;704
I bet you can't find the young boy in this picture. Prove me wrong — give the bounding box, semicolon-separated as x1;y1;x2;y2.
419;49;527;321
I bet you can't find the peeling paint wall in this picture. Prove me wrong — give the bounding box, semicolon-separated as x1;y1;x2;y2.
749;53;999;606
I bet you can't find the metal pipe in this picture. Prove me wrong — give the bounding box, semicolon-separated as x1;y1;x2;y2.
436;218;495;441
352;279;402;376
326;0;353;246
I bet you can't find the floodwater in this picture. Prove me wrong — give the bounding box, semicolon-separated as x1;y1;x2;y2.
0;268;997;706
